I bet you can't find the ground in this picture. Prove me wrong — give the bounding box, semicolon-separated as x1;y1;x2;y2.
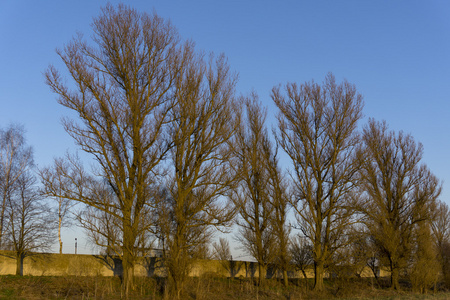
0;275;450;299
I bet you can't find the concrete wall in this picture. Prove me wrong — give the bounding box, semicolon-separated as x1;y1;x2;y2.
0;251;383;279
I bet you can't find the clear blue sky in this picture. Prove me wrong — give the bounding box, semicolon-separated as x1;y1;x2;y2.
1;1;449;254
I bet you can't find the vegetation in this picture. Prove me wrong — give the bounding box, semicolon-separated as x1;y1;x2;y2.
0;125;55;276
358;119;441;290
41;4;183;297
1;274;450;300
232;95;278;286
0;124;34;249
0;3;448;299
156;44;238;299
272;74;364;291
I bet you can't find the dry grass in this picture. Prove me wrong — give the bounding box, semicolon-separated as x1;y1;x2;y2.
0;275;449;299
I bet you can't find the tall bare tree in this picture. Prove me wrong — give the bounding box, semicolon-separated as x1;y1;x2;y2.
266;146;291;286
0;124;33;249
272;73;364;291
155;51;238;298
42;4;183;296
233;94;276;286
358;119;441;290
5;171;55;275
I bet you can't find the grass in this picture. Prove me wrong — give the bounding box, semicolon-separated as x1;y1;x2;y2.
0;275;449;299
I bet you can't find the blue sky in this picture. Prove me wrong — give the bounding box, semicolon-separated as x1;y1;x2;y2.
1;1;449;254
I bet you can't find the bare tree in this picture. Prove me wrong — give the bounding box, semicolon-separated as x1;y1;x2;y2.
346;230;375;278
266;147;291;286
77;203;122;256
42;4;183;296
290;234;313;287
365;239;382;281
156;51;238;298
55;196;75;254
212;238;235;277
272;73;364;291
212;237;240;277
41;157;77;254
5;171;55;275
213;237;232;262
431;200;450;252
358;119;441;290
233;94;276;286
0;124;33;249
73;180;148;257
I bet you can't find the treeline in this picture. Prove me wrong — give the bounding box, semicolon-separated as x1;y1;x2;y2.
0;4;449;299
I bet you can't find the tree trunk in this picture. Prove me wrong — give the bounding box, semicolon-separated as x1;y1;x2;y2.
121;248;134;298
391;267;400;290
283;269;288;287
16;252;24;276
313;261;324;291
121;219;135;298
0;189;8;249
167;230;189;300
229;259;236;278
0;212;4;248
258;264;266;286
58;214;63;254
169;249;183;300
302;270;308;291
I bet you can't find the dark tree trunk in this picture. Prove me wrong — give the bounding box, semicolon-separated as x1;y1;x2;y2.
313;261;324;291
16;252;24;276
